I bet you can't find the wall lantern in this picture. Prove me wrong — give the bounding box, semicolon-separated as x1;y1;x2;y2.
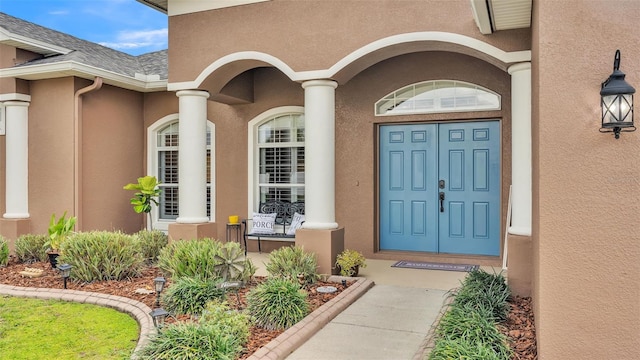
57;263;72;289
153;276;166;306
600;49;636;139
150;308;169;329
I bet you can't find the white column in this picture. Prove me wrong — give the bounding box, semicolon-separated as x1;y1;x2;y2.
176;90;210;223
3;101;30;219
302;80;338;229
508;62;532;236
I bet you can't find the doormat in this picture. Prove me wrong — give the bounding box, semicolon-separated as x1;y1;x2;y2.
391;260;479;272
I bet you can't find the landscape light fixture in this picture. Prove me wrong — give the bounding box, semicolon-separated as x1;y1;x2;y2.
57;263;72;289
600;49;636;139
153;276;166;306
150;308;169;329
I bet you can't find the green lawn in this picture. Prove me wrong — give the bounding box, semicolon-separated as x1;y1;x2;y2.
0;296;138;359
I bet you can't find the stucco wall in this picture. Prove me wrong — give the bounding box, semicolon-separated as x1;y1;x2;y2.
533;1;640;358
334;51;511;262
168;0;530;83
80;80;144;233
28;78;76;235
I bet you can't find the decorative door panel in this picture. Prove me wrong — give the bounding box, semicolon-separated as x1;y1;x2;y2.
379;121;500;256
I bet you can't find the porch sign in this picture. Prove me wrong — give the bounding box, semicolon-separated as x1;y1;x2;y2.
379;121;501;256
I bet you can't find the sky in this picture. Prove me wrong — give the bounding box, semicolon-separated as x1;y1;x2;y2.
0;0;168;56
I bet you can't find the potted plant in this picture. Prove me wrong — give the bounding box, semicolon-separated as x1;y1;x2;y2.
335;249;367;277
123;176;162;230
44;211;77;268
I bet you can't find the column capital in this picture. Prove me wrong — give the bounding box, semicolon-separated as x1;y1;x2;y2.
2;101;31;108
508;62;531;75
0;93;31;102
176;89;210;99
301;79;338;89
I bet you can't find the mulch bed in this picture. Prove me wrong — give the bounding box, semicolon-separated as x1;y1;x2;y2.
0;257;351;359
1;257;537;359
500;296;538;359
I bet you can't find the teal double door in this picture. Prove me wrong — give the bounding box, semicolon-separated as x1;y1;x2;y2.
379;121;500;256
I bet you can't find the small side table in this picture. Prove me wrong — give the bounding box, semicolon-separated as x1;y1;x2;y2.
226;223;242;244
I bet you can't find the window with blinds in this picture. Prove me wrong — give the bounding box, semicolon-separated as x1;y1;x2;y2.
156;122;212;220
257;113;304;203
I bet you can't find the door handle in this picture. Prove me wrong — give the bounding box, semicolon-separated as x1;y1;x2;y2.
439;192;445;212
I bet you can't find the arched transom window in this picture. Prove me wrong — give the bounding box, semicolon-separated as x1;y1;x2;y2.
375;80;501;116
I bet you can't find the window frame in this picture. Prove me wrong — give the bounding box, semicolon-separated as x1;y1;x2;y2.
147;114;215;232
375;80;501;116
247;106;305;217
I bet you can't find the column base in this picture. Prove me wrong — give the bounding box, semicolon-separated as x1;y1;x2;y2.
295;227;344;276
506;233;533;297
0;218;31;254
168;222;217;242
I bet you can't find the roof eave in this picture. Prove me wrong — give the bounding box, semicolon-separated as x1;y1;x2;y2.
0;27;71;56
136;0;168;14
0;61;167;92
470;0;532;35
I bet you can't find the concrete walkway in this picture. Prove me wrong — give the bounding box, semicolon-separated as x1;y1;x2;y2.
286;285;448;360
246;253;496;360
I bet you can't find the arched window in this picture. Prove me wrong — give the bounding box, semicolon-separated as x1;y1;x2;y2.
148;115;215;231
248;107;304;212
375;80;501;116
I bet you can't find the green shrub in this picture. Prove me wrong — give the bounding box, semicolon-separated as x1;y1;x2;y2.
59;231;144;282
157;238;222;280
265;246;319;285
429;269;513;360
135;230;168;264
453;269;511;321
200;300;250;345
429;336;509;360
161;276;225;316
241;257;257;282
15;234;48;263
247;277;309;330
0;236;9;267
434;306;510;357
136;322;243;360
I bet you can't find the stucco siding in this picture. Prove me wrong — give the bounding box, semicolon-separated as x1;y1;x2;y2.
28;78;76;235
80;81;144;233
534;1;640;358
334;51;511;261
168;0;530;83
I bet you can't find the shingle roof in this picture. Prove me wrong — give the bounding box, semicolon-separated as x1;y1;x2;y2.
0;12;167;80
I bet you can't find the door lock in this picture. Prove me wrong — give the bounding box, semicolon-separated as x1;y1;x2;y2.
439;179;445;189
439;192;445;212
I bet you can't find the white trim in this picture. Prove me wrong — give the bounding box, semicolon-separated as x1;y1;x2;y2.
508;226;531;237
168;51;298;91
374;79;501;116
168;0;270;16
0;93;31;102
247;106;305;218
169;31;532;91
470;0;493;34
0;61;167;92
0;27;71;56
147;113;215;231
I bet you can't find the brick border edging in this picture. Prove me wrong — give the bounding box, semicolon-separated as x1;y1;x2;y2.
0;284;155;359
247;277;375;360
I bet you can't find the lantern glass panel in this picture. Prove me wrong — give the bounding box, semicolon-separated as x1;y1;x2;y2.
602;94;634;127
